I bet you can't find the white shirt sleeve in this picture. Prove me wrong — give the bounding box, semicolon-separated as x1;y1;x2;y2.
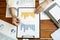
39;0;45;3
6;0;17;8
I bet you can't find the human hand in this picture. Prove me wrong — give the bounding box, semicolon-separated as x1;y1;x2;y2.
12;15;20;27
35;0;52;14
34;5;43;14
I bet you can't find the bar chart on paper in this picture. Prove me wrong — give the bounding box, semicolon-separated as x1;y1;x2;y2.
21;12;35;19
17;8;40;38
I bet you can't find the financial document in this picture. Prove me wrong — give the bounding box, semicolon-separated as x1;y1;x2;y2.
17;8;40;38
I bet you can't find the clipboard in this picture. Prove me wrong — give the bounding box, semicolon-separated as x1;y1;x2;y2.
17;7;40;39
44;2;60;28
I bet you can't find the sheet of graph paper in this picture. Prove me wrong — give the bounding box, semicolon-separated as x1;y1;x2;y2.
17;8;40;38
49;5;60;21
0;20;17;40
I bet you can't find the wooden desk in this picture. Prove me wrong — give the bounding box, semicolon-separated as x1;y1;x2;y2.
0;0;58;40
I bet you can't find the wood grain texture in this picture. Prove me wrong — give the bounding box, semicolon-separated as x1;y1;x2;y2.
0;8;6;15
0;0;58;40
0;2;6;7
40;20;57;30
0;0;6;2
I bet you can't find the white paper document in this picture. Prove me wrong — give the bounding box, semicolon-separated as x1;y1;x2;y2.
49;5;60;21
51;28;60;40
39;0;52;20
0;20;17;40
19;0;35;7
6;0;35;18
17;8;40;38
40;12;50;20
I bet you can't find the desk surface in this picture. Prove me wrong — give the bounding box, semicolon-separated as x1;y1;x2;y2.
0;16;58;40
0;0;58;40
